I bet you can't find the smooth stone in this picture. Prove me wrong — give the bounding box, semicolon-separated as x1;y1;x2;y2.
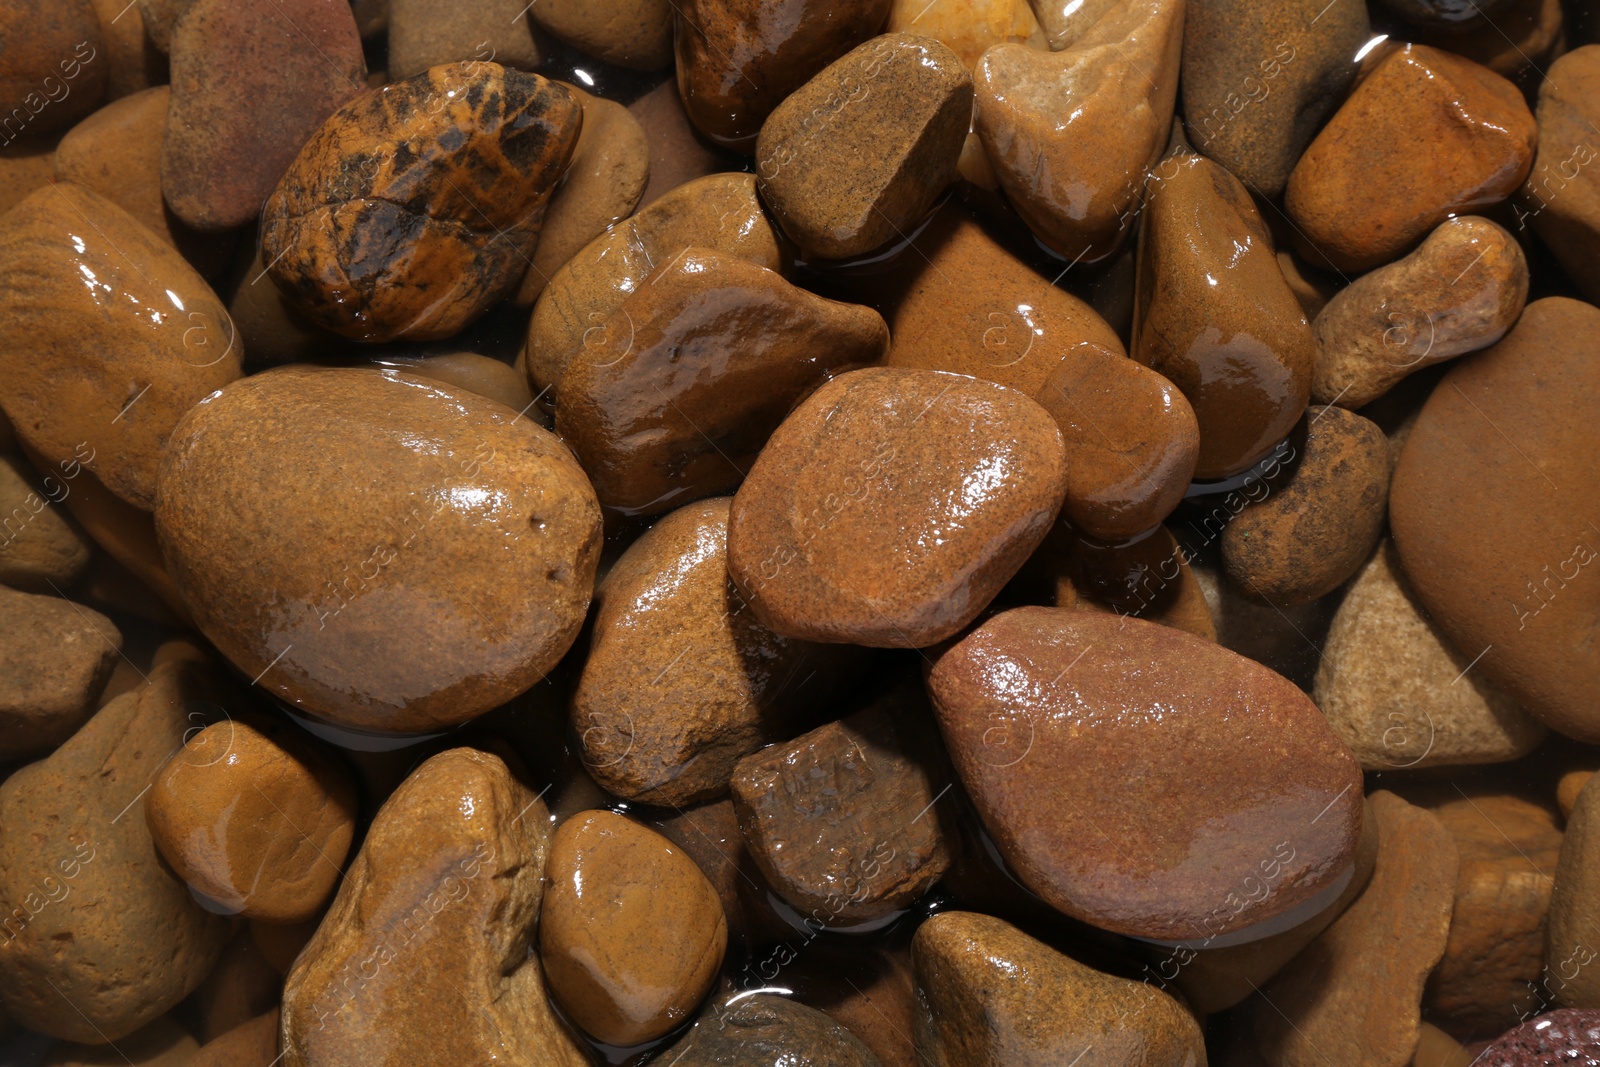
1374;0;1515;26
973;0;1184;264
649;797;794;949
929;606;1363;941
0;453;92;591
529;0;672;69
540;810;727;1045
0;660;234;1042
1284;45;1537;273
1389;298;1600;741
372;352;534;412
1133;152;1313;480
190;1011;279;1067
1425;792;1561;1034
187;930;279;1043
0;183;242;511
1523;46;1600;305
163;0;366;231
139;0;195;52
0;134;57;216
154;367;602;734
886;207;1197;541
280;749;589;1066
261;64;580;343
1547;775;1600;1008
1313;217;1529;408
1030;525;1218;641
1220;404;1388;605
657;993;884;1067
728;367;1068;647
1477;1009;1600;1063
88;0;163;100
672;0;894;153
387;0;542;80
225;241;342;368
913;911;1206;1065
526;172;787;404
0;585;118;760
755;34;971;260
146;716;356;923
1278;248;1342;320
558;247;889;516
1413;1023;1475;1067
1562;771;1594;821
627;78;742;208
1315;542;1546;770
771;946;917;1067
887;0;1044;68
1254;791;1459;1067
729;687;952;924
574;498;858;805
45;1016;199;1066
1180;0;1369;198
515;87;650;305
0;1;107;135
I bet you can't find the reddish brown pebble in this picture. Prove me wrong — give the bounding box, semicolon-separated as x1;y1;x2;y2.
1522;46;1600;306
0;1;107;136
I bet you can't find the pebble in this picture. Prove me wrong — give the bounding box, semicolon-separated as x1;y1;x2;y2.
1253;791;1459;1067
755;34;971;260
1044;525;1219;641
779;945;919;1067
1284;44;1538;272
0;183;242;512
1523;46;1600;306
1312;217;1529;408
1546;774;1600;1008
527;172;787;404
190;1010;279;1067
1133;152;1313;480
1414;1023;1475;1067
573;497;858;805
1220;404;1388;605
885;0;1044;68
0;453;92;591
529;0;673;70
0;135;56;217
87;0;161;101
1314;542;1546;770
0;586;119;761
1477;1009;1600;1064
627;79;742;208
153;367;602;734
673;0;894;152
540;810;727;1045
261;64;580;343
657;993;884;1067
0;661;233;1042
387;0;543;81
559;247;889;515
727;368;1068;647
163;0;366;231
928;606;1363;941
650;797;794;948
0;0;107;135
885;203;1197;541
225;241;341;368
912;911;1206;1065
729;686;952;925
138;0;194;53
44;1016;198;1067
373;352;534;412
1427;791;1562;1034
280;749;589;1066
1180;0;1369;198
187;930;279;1042
1563;771;1594;820
973;0;1184;264
1412;0;1565;79
145;715;356;922
1390;298;1600;742
515;87;650;305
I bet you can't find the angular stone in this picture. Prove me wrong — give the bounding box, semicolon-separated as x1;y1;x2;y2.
0;660;234;1042
1389;298;1600;741
0;183;243;511
1180;0;1369;197
1285;44;1537;272
0;585;118;761
673;0;894;152
973;0;1184;264
387;0;542;80
728;368;1068;647
0;454;92;592
1315;542;1546;771
1522;46;1600;306
657;994;884;1066
929;606;1363;941
913;911;1206;1065
530;0;672;69
886;0;1045;68
163;0;366;231
1253;791;1459;1067
0;1;107;135
559;247;889;515
1134;151;1313;480
262;63;580;343
755;34;971;259
540;810;726;1045
281;748;589;1066
574;497;857;805
154;367;602;734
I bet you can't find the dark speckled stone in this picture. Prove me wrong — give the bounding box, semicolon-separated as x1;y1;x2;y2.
1478;1010;1600;1065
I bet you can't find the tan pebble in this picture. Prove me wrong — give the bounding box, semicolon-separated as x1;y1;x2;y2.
887;0;1045;68
529;0;673;69
0;453;92;591
0;585;119;761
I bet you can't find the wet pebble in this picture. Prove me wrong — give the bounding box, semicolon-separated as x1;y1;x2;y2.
1522;46;1600;305
387;0;543;80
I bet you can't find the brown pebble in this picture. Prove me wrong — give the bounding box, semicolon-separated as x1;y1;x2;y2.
1522;46;1600;306
1044;524;1219;642
728;367;1069;647
138;0;195;53
1562;771;1595;821
658;993;884;1066
649;797;793;949
0;134;57;217
781;944;921;1067
885;0;1044;68
191;1010;280;1067
1545;774;1600;1008
87;0;163;101
0;453;92;592
0;585;118;761
0;1;107;136
626;79;743;208
45;1016;198;1067
373;352;533;412
387;0;543;81
530;0;673;69
187;930;279;1043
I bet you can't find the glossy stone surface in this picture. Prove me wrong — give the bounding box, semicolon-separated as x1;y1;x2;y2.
1523;46;1600;305
885;0;1045;68
1477;1009;1600;1064
154;367;602;734
540;810;726;1045
0;586;118;761
727;368;1069;647
657;994;884;1066
928;606;1363;942
262;63;580;343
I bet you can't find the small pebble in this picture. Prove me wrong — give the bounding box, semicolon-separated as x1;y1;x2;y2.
1523;46;1600;306
0;586;118;761
387;0;543;81
530;0;673;70
884;0;1044;68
